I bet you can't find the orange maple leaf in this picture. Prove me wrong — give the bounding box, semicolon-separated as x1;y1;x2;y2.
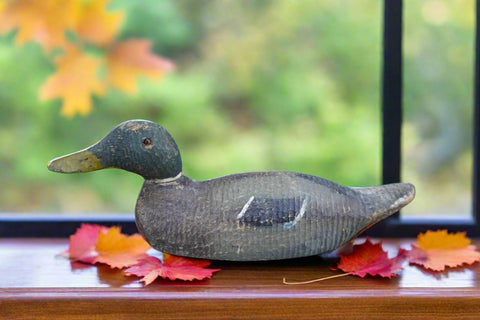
40;46;104;117
408;230;480;271
0;0;80;51
94;226;151;269
75;0;124;47
106;39;174;93
125;254;221;285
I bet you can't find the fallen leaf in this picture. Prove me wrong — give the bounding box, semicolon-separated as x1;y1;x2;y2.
106;39;174;93
408;230;480;271
0;0;80;51
68;223;107;263
125;254;221;285
40;45;104;117
75;0;124;46
94;226;151;269
336;238;406;278
417;229;471;250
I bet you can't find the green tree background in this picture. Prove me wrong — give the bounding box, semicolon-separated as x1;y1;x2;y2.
0;0;473;217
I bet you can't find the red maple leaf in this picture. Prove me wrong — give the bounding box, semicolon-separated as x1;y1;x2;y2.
68;223;108;263
124;254;221;285
336;238;406;278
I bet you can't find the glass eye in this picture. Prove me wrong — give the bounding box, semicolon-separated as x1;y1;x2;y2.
142;138;152;146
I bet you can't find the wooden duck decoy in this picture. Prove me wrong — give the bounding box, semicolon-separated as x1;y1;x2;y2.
48;120;415;261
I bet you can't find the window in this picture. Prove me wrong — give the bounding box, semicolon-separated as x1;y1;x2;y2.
403;0;474;220
1;0;477;237
370;0;480;236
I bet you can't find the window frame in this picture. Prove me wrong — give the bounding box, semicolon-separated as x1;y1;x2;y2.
369;0;480;237
1;0;479;238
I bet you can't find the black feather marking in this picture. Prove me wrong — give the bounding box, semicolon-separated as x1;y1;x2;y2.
238;197;301;227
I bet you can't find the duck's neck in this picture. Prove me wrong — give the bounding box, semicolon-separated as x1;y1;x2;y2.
144;172;194;190
150;172;184;183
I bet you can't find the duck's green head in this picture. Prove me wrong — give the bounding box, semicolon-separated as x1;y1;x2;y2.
48;120;182;180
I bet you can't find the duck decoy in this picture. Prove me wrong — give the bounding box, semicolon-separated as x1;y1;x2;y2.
48;120;415;261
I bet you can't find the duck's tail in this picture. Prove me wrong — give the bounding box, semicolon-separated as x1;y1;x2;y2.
354;182;416;223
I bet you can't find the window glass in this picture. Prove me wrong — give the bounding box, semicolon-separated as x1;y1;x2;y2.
0;0;381;214
402;0;474;219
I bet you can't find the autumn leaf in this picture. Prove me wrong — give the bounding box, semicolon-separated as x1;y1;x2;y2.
283;238;406;285
75;0;124;46
417;229;471;249
68;223;108;264
125;254;221;285
66;224;149;268
0;0;81;51
336;238;406;278
407;230;480;272
0;1;174;116
94;226;151;269
106;39;174;93
40;46;104;117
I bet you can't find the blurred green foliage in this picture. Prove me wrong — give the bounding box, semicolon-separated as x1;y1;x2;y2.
403;0;473;216
0;0;472;216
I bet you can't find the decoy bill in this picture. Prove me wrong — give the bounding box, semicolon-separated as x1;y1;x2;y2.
48;119;415;261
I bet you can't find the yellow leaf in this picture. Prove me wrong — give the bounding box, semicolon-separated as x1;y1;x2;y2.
75;0;124;46
417;229;471;250
0;0;81;51
40;46;104;117
106;39;174;93
94;226;151;269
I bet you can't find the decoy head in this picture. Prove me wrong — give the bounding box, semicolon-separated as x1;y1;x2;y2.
48;120;182;180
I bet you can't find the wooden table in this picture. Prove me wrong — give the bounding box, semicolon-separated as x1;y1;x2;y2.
1;238;479;319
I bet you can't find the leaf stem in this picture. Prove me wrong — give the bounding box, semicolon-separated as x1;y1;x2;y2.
283;273;350;285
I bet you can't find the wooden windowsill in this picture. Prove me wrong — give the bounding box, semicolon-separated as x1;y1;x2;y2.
1;238;479;319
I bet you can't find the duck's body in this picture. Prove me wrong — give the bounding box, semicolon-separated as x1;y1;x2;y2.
48;120;415;261
137;171;413;260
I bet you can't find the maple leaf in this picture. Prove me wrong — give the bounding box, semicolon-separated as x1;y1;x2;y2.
125;254;221;285
94;226;151;269
106;39;174;93
407;230;480;272
0;0;81;51
68;223;108;264
40;46;104;117
336;238;406;278
75;0;124;46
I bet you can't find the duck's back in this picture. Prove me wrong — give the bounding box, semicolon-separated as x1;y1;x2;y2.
135;171;411;260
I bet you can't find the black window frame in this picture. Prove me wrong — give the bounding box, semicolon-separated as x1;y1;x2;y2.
1;0;479;237
370;0;480;237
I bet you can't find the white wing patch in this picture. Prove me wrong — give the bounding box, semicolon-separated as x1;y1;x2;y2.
283;198;307;229
237;196;255;219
